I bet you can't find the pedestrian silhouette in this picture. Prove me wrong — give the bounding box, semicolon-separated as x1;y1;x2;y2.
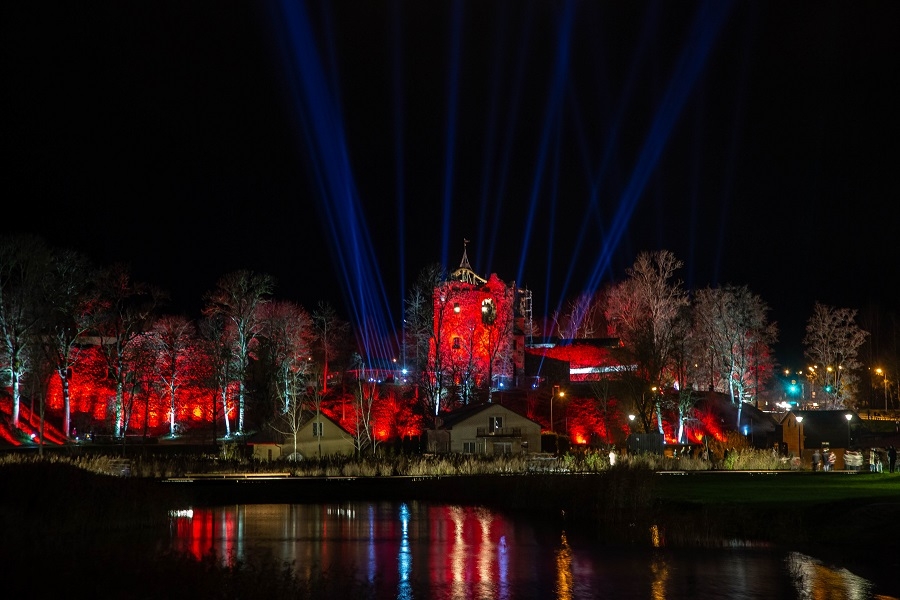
889;446;897;473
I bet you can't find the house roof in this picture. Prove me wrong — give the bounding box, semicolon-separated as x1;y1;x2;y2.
438;402;540;429
780;409;859;428
301;411;353;435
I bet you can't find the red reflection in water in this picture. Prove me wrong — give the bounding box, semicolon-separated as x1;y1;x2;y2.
171;508;236;562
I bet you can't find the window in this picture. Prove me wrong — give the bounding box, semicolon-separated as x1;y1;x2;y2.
481;298;496;325
493;442;512;456
312;422;323;437
452;337;461;349
463;441;476;454
489;416;502;432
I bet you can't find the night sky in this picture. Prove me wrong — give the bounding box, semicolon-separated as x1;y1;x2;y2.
4;1;899;368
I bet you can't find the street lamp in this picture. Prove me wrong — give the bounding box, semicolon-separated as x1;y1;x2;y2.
875;368;887;411
551;386;564;434
795;415;803;462
845;413;853;448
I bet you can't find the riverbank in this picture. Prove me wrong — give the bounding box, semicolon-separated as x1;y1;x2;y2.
2;461;898;598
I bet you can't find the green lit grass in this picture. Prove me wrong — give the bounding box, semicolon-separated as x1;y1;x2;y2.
655;471;900;506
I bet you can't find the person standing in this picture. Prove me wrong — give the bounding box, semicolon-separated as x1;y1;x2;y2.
812;448;821;472
889;445;897;473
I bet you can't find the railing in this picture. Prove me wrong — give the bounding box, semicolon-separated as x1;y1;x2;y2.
476;427;522;437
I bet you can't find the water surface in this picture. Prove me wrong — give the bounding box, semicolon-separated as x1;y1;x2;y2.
168;502;893;599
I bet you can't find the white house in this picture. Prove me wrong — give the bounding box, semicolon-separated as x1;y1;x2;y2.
289;412;356;459
428;403;541;455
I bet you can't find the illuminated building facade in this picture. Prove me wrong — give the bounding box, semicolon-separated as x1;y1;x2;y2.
431;245;531;396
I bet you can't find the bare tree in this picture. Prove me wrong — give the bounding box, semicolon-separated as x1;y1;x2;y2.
350;353;379;456
198;314;236;439
405;264;458;425
0;234;51;429
552;291;608;339
804;302;868;409
37;247;99;439
692;285;778;427
92;264;164;437
202;270;273;434
302;367;328;457
146;315;196;437
311;301;349;394
269;385;306;460
259;300;315;415
604;250;688;434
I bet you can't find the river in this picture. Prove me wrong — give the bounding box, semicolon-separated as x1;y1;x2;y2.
167;501;895;599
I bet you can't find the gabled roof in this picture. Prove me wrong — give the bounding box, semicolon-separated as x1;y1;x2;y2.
301;411;353;436
438;402;540;429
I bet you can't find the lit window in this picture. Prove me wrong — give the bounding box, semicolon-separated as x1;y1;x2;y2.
481;299;496;325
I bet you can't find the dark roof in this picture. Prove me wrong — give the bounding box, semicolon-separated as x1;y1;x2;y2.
780;409;859;428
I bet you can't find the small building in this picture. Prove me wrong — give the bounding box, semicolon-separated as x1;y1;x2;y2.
289;412;356;459
781;409;863;469
245;433;286;462
427;403;541;455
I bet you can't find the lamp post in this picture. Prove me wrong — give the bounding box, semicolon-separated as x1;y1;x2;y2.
550;386;565;432
845;413;853;448
551;386;556;434
875;368;887;411
795;415;803;463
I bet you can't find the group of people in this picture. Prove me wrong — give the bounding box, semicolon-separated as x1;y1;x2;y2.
871;445;898;473
811;446;897;472
811;448;837;472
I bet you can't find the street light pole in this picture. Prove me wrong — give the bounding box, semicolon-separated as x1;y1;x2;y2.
550;386;554;434
876;368;887;411
845;413;853;448
795;416;803;465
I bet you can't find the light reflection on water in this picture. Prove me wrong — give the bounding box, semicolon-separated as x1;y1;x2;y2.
168;502;893;600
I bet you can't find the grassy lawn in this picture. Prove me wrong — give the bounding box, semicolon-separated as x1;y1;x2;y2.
655;470;900;507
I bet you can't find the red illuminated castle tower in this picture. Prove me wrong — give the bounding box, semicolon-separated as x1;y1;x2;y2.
431;242;531;400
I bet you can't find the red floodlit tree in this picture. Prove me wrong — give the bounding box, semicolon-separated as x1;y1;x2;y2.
692;285;778;427
803;302;868;409
202;270;273;434
0;234;51;430
604;250;688;435
37;246;99;440
146;314;197;437
129;329;168;439
477;275;516;402
90;263;164;438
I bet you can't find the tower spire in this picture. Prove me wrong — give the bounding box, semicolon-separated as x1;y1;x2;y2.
450;238;485;285
460;238;472;271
